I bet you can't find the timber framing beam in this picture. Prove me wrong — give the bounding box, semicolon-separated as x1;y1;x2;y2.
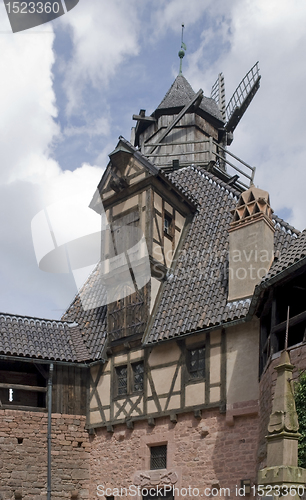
148;89;203;155
271;309;306;335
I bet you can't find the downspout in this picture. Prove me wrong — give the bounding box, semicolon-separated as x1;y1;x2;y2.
47;363;54;500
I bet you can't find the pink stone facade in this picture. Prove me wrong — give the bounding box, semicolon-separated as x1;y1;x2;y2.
2;344;306;500
0;410;90;500
0;408;259;500
90;410;259;500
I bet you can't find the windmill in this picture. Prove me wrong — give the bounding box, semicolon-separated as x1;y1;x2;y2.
211;61;261;145
132;54;261;190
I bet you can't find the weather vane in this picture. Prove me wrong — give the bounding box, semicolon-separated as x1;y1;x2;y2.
178;24;187;75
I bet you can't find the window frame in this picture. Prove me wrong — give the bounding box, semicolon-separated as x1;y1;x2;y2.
150;444;167;470
186;344;206;382
163;211;174;240
132;361;144;393
114;360;144;399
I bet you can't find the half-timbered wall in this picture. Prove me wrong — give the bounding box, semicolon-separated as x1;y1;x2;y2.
88;330;224;429
102;180;187;342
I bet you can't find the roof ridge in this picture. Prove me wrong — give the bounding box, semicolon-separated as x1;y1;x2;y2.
0;311;75;325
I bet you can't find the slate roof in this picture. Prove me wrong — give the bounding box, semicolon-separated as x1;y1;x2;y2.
261;228;306;283
0;313;90;362
144;166;299;344
63;164;299;353
63;160;299;353
62;263;107;360
155;75;224;124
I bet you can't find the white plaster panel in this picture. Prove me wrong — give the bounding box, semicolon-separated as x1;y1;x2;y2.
210;346;221;384
150;278;161;314
114;354;128;365
90;411;102;425
151;365;177;395
154;192;163;213
167;394;181;411
165;201;173;214
90;394;98;410
164;237;173;267
185;382;205;407
97;373;111;406
112;196;138;217
210;386;220;403
130;349;144;361
226;319;259;405
149;343;181;366
147;399;158;414
153;242;164;263
175;211;185;230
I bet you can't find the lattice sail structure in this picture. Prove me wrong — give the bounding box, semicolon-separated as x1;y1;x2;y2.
225;61;261;133
210;73;226;121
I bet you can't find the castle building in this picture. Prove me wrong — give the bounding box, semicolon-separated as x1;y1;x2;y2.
1;56;306;500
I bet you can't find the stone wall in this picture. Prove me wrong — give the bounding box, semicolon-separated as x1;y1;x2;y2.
0;410;91;500
258;343;306;470
89;409;259;500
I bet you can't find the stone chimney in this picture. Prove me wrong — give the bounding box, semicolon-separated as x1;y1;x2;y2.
228;186;274;301
258;351;306;498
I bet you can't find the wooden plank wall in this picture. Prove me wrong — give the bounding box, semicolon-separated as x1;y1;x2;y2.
52;365;87;415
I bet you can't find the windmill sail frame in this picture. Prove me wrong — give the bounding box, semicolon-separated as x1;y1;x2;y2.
225;61;261;133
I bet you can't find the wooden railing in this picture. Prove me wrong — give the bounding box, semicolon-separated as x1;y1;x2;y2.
144;138;256;189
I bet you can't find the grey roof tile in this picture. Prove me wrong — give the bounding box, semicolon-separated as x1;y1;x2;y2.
0;313;89;362
144;166;298;344
260;228;306;283
62;262;107;360
156;74;224;123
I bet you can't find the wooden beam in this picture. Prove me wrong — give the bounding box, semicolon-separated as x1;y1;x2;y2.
148;89;203;155
0;404;46;412
0;383;47;392
133;114;156;123
271;309;306;336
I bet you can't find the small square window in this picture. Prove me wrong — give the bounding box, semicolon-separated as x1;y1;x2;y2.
132;362;144;392
116;365;127;395
188;346;205;379
150;444;167;470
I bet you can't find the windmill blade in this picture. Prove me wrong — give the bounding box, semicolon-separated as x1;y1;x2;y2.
225;62;261;133
211;73;226;121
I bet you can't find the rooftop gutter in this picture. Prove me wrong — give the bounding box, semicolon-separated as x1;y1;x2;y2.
0;354;105;367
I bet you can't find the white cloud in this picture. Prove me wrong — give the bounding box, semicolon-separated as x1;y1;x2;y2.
59;0;140;114
181;0;306;230
64;116;110;138
0;3;104;317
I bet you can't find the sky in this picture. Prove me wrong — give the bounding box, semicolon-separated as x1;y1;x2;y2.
0;0;306;319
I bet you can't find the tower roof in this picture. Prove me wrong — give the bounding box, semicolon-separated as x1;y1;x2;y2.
156;74;195;110
154;74;224;124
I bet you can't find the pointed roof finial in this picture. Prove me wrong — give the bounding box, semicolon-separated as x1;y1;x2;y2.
178;24;186;75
